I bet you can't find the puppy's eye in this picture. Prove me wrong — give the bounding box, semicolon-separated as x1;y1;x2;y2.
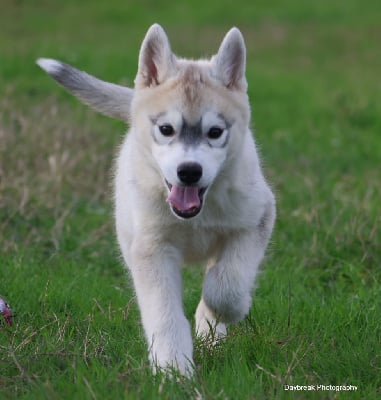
208;127;224;139
159;124;175;137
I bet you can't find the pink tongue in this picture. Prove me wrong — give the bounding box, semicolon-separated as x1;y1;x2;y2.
167;186;201;211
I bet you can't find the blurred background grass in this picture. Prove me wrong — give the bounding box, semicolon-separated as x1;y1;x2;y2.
1;0;380;398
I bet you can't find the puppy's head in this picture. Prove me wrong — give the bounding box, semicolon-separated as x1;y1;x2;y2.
133;24;251;219
37;24;251;220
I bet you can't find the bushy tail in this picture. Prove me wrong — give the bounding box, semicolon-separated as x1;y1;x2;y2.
37;58;133;122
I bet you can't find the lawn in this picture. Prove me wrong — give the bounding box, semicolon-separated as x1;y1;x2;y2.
1;0;380;399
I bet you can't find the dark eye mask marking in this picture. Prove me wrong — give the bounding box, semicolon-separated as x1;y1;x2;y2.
179;118;203;147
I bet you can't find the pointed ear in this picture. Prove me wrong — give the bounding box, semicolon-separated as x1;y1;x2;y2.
213;27;247;91
135;24;176;88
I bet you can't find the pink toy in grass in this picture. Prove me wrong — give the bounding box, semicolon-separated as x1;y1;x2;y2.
0;297;13;326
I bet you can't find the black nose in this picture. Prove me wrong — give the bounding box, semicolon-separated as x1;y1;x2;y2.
177;162;202;185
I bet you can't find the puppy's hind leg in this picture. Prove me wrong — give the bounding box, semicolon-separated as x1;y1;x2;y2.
195;297;227;341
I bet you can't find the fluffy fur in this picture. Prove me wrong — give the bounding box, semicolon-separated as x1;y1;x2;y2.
37;24;276;376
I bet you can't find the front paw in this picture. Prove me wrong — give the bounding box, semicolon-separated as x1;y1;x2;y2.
147;317;194;377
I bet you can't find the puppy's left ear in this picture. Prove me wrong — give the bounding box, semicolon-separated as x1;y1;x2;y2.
135;24;176;88
213;28;247;91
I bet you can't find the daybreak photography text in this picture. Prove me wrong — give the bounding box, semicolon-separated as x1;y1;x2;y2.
284;384;358;392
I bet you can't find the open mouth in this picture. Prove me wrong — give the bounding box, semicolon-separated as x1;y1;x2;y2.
165;180;207;219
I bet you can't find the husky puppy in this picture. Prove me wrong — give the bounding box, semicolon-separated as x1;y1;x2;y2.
37;24;275;376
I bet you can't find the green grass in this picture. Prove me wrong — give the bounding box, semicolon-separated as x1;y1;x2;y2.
1;1;380;399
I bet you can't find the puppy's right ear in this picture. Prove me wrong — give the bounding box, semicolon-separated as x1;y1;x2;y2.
36;58;134;122
135;24;177;88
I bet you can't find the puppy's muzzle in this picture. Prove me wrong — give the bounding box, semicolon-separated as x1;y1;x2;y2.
166;162;207;219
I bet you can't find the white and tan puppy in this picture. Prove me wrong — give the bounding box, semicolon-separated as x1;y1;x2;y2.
37;24;276;376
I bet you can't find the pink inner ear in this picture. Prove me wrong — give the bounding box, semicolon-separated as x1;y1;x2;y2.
146;56;159;86
143;43;159;86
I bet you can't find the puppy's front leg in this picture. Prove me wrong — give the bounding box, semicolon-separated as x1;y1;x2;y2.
129;239;193;376
196;226;273;336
